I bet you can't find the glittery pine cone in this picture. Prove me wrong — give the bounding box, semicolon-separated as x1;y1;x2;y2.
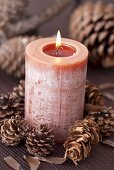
70;1;114;68
64;119;101;164
26;125;55;156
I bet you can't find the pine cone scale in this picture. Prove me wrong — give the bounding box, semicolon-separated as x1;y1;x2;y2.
70;1;114;67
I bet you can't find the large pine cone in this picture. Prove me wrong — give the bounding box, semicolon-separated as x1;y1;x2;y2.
26;125;55;156
0;0;28;26
86;107;114;137
0;36;38;78
64;119;100;164
70;1;114;68
1;116;29;146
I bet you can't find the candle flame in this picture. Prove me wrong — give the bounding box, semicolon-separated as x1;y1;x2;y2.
56;30;61;48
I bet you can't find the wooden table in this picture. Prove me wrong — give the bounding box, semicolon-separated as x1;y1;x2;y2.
0;66;114;170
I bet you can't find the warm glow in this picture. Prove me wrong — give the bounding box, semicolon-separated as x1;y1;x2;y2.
56;30;61;48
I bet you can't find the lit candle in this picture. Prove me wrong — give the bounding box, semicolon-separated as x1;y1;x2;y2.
25;31;88;143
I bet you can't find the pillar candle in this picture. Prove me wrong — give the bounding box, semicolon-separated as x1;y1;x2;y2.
25;37;88;143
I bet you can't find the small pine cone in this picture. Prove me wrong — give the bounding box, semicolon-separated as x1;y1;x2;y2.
0;36;39;78
69;1;114;68
0;0;28;25
1;116;26;146
0;93;24;119
26;125;55;156
64;119;100;164
12;80;25;99
86;107;114;137
85;81;104;106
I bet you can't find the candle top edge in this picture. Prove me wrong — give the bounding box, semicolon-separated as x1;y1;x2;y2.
26;37;88;66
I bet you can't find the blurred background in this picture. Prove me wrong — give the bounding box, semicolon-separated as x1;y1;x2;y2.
27;0;114;36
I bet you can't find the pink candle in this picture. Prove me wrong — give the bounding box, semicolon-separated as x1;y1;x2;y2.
25;33;88;143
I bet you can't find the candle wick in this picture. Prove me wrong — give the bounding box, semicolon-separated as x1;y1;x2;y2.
53;46;63;57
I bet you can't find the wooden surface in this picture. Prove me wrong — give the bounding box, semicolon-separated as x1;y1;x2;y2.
0;67;114;170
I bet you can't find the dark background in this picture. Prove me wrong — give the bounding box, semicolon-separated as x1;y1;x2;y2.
27;0;114;37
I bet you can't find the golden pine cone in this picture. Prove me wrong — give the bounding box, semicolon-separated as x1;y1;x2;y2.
70;1;114;68
0;36;38;78
64;119;100;164
26;125;55;156
1;116;28;146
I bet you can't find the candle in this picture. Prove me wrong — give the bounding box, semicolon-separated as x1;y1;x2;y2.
25;31;88;143
43;31;76;57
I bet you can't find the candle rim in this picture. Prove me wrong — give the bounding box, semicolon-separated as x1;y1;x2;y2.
26;37;88;65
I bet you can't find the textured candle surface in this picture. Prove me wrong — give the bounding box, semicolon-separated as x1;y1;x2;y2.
25;38;88;143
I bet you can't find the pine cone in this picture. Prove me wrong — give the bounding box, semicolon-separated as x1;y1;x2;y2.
64;119;100;164
85;81;104;106
0;36;39;78
0;93;24;119
26;125;55;156
86;107;114;137
12;80;25;99
70;1;114;68
0;0;28;26
1;116;28;146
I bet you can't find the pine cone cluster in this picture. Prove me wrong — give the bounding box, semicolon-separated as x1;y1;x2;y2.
26;125;55;156
0;36;38;78
70;1;114;68
64;119;100;164
0;114;55;156
85;81;104;106
86;107;114;137
1;116;29;146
